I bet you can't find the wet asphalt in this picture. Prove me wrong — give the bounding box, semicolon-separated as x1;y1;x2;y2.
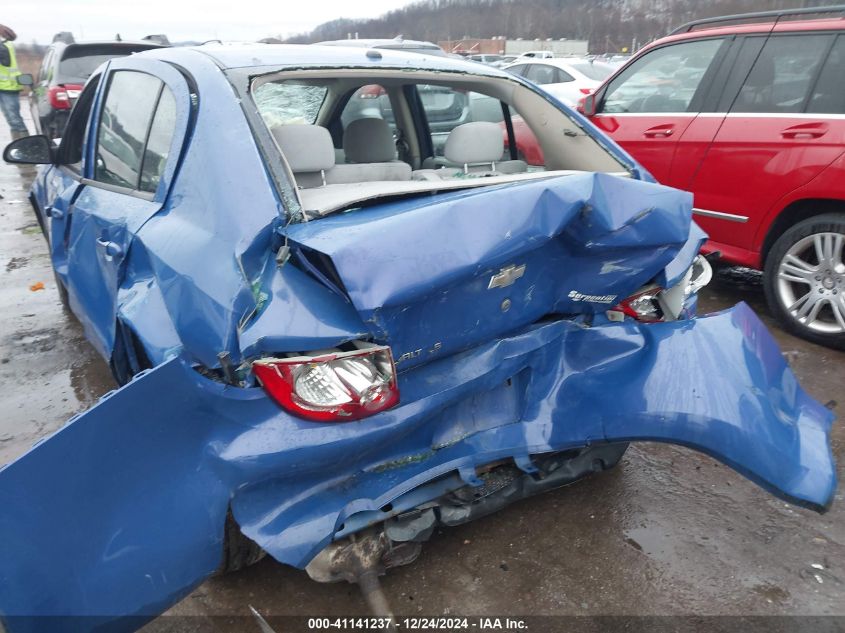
0;113;843;629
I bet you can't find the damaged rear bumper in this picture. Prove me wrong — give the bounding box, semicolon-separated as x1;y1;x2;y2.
0;302;836;629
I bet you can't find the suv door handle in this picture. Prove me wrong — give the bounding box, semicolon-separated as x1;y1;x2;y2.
45;206;63;219
643;125;674;138
781;123;828;139
96;238;123;259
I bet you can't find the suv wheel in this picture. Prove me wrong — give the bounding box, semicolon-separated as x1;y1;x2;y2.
764;213;845;349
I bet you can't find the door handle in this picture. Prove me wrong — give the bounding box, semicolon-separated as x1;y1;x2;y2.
643;126;674;138
45;206;63;219
781;123;828;139
96;238;123;259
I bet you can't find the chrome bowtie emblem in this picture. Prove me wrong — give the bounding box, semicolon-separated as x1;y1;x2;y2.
488;264;526;289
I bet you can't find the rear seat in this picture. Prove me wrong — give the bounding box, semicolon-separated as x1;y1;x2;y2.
414;121;527;180
271;123;411;188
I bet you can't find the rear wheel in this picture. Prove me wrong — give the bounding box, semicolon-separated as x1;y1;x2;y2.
764;213;845;350
216;510;266;575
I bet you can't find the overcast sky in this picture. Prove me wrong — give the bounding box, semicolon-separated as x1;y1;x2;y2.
4;0;417;44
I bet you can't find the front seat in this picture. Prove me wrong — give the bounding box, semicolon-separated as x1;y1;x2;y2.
272;123;411;188
416;121;527;179
337;117;411;182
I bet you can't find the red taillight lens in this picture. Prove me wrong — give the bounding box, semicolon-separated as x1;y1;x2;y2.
579;87;593;95
611;286;665;322
48;86;71;110
253;345;399;422
357;84;386;99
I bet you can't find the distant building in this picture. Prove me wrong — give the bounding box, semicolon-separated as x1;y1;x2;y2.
439;37;588;56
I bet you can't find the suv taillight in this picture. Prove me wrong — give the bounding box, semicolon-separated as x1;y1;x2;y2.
253;345;399;422
47;86;71;110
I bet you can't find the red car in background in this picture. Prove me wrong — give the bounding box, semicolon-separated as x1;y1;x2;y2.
571;6;845;349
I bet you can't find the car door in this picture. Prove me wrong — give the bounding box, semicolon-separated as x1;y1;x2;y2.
60;58;191;360
41;75;103;284
590;37;729;184
687;32;845;258
30;47;54;131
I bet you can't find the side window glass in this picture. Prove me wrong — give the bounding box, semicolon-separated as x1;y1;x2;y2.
806;36;845;114
526;64;557;85
139;87;177;193
601;38;723;113
94;71;162;189
508;64;527;76
38;50;53;83
57;76;100;170
732;34;831;113
557;70;574;83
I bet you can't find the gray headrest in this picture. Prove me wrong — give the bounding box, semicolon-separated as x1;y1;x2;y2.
272;124;335;173
444;121;504;165
343;118;396;163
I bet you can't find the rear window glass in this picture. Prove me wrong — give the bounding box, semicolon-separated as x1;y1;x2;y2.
254;82;327;126
57;45;157;83
569;62;615;82
526;64;559;85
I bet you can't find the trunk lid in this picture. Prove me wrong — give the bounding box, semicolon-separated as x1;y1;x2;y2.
283;173;694;369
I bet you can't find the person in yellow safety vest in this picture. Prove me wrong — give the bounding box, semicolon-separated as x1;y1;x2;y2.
0;24;28;140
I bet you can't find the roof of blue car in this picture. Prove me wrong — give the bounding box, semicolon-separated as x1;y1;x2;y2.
149;43;509;76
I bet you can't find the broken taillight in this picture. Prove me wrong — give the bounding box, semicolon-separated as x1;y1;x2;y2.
612;286;665;322
253;345;399;422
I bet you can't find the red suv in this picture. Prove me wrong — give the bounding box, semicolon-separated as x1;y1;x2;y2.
578;6;845;349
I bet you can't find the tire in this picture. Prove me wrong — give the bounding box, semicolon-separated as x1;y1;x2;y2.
215;510;266;576
53;269;70;311
763;213;845;350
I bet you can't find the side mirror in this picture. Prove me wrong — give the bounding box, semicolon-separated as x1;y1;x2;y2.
577;93;597;117
3;135;54;165
16;73;33;87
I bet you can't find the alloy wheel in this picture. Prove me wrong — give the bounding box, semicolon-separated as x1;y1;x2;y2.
776;231;845;334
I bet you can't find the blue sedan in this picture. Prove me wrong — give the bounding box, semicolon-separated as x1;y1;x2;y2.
0;44;836;632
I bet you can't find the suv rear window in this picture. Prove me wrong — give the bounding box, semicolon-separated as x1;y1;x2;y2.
57;44;159;84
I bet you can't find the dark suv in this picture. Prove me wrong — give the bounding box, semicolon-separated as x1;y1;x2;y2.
30;34;165;139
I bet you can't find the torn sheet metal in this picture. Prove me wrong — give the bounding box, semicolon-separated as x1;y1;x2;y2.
280;172;698;368
0;302;834;632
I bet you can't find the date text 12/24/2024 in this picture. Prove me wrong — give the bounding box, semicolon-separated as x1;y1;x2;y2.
307;618;528;630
